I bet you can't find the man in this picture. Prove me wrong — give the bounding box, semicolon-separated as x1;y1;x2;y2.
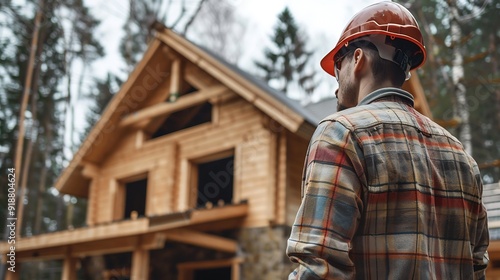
287;2;489;279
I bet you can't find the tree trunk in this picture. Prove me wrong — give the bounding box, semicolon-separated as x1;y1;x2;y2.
449;2;472;155
15;0;44;237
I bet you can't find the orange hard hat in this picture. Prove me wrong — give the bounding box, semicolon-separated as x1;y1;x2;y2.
321;1;426;77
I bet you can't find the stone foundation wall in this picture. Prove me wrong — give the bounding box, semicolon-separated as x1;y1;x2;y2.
237;226;294;280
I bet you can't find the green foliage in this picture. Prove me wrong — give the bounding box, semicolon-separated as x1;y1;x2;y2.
254;7;317;96
399;0;500;182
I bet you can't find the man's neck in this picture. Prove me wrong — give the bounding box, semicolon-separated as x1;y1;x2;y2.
357;79;395;104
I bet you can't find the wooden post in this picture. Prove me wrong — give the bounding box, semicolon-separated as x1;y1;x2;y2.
4;263;20;280
131;246;149;280
169;59;181;102
232;262;240;280
61;256;77;280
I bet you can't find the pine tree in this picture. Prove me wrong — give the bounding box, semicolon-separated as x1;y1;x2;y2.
254;7;317;97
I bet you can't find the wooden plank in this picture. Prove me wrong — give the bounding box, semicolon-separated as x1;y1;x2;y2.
180;119;264;158
14;246;67;262
166;229;237;253
276;131;287;225
135;130;145;149
184;64;216;89
147;162;174;216
86;179;98;226
209;91;239;105
190;203;248;223
119;85;228;127
177;159;191;211
101;139;171;169
71;236;137;257
141;233;166;250
101;157;155;179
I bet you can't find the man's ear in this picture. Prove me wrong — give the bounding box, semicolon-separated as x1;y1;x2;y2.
353;48;367;77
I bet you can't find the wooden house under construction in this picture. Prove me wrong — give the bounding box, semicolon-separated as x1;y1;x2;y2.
2;27;475;280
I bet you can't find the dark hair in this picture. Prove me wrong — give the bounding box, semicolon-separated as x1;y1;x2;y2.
339;40;406;87
362;47;406;87
336;40;407;87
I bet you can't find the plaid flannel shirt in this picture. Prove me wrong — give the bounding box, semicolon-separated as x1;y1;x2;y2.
287;88;489;280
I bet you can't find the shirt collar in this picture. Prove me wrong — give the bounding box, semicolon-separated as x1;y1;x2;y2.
358;87;414;107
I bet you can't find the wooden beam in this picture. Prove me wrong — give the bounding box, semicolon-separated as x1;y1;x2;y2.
6;219;149;252
141;233;166;250
166;229;237;253
190;201;248;224
119;85;228;128
16;246;67;262
81;162;100;179
267;131;277;223
184;64;218;89
71;236;137;257
135;130;145;149
169;59;181;102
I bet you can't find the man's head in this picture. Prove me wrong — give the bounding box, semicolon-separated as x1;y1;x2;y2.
321;1;426;111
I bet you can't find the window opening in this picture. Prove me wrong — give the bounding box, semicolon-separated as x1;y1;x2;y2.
124;178;147;219
152;102;212;138
193;266;231;280
196;156;234;208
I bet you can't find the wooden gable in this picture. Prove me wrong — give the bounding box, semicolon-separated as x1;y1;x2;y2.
55;29;318;199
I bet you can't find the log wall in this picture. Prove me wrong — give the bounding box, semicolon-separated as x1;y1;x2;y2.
86;95;289;228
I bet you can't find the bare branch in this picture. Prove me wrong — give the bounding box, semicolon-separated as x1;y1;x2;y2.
182;0;207;36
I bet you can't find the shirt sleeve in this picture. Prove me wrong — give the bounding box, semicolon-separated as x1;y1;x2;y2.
287;120;366;279
472;164;490;280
